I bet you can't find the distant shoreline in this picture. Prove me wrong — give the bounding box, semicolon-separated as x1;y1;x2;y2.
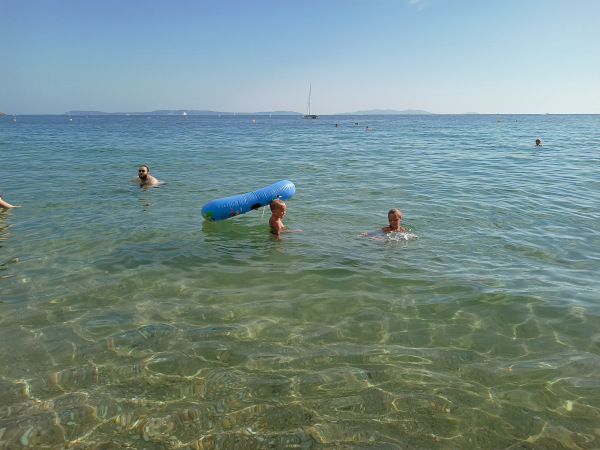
61;109;436;116
3;110;598;116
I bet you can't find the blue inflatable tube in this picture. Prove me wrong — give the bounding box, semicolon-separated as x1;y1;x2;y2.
201;180;296;221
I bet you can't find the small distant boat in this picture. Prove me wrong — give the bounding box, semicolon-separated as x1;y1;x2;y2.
182;111;187;116
303;83;318;119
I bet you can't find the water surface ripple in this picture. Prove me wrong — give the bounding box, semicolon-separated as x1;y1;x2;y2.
1;114;599;448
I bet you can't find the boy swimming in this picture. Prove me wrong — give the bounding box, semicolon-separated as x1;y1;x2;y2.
360;208;407;238
269;199;287;236
382;208;406;233
269;199;300;237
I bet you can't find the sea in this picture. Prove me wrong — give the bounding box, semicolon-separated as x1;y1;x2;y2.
1;113;599;448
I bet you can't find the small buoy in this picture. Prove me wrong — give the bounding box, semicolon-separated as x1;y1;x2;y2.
252;119;255;122
69;118;72;121
497;120;501;123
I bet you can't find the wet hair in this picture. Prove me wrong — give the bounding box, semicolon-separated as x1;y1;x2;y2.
388;208;402;217
270;199;286;211
140;165;149;171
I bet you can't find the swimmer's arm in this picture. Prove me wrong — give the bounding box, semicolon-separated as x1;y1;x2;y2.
272;227;302;234
0;198;20;208
359;230;384;237
271;223;300;236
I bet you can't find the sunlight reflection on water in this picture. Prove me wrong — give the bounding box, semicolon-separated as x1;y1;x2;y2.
0;114;599;447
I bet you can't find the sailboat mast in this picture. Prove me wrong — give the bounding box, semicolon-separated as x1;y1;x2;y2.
303;83;318;119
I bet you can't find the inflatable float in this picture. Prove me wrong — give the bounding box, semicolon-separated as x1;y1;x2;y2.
201;180;296;222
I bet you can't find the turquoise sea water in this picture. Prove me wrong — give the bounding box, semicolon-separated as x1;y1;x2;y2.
1;114;599;448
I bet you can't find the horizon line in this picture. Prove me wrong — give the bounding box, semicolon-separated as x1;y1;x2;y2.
3;111;599;116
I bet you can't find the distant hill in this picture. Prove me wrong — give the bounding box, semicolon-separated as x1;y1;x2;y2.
337;109;432;115
236;111;302;116
65;108;437;116
66;110;302;116
66;111;118;116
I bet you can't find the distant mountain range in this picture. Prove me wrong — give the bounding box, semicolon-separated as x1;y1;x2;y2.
65;108;434;116
66;110;301;116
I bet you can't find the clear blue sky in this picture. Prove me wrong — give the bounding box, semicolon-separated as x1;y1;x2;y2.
2;0;599;114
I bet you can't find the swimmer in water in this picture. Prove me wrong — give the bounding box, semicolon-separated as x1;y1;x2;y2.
132;165;160;187
360;208;407;238
535;139;543;147
269;199;300;237
381;208;406;233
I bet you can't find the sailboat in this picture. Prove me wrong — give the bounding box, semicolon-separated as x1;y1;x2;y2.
303;83;318;119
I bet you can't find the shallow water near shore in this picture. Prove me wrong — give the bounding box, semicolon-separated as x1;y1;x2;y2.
1;114;599;448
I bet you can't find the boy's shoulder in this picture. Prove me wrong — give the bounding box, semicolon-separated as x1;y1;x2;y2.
381;226;406;233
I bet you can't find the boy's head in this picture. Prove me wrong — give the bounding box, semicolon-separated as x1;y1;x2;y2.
388;208;402;226
270;199;286;216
